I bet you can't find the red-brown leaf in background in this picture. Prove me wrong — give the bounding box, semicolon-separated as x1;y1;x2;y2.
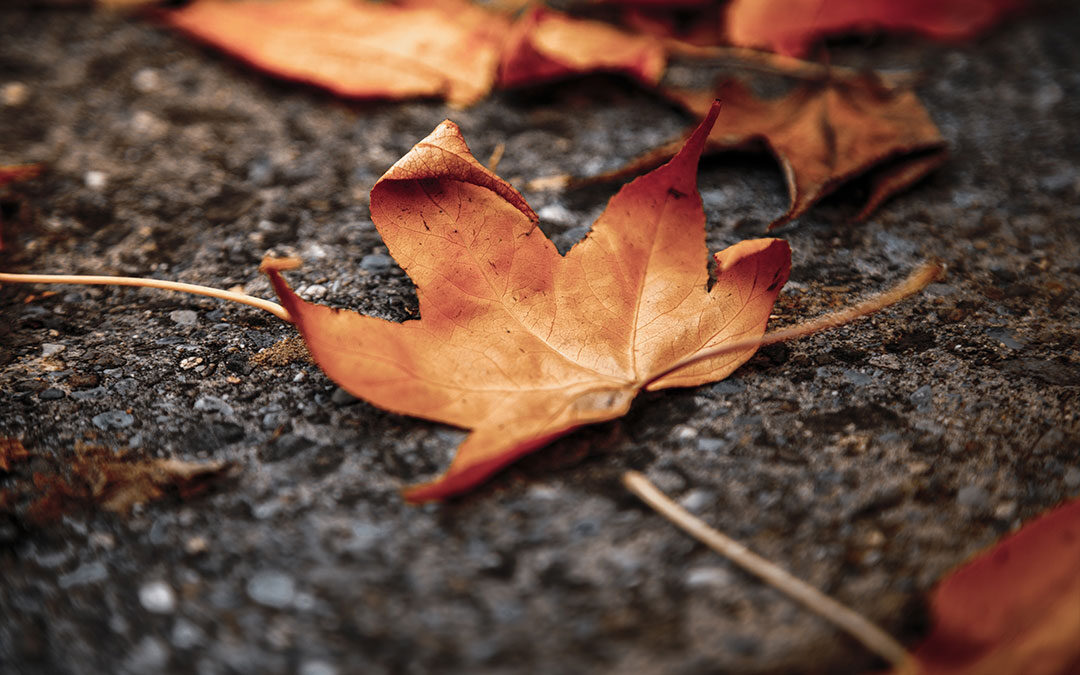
615;4;726;49
579;76;946;228
726;0;1026;58
162;0;510;106
0;438;30;472
31;447;228;522
499;7;666;89
895;497;1080;675
0;164;41;186
0;440;230;524
0;163;42;251
262;103;790;501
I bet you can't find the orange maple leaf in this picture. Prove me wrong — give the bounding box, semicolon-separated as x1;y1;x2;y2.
726;0;1026;58
894;497;1080;675
263;103;790;501
578;76;946;228
162;0;510;107
499;7;666;90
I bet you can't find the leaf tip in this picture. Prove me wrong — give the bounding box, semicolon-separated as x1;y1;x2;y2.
259;255;303;274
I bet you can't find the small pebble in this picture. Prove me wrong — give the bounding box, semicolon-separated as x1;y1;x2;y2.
248;158;274;186
113;378;139;395
956;485;989;510
303;284;328;300
59;561;108;589
909;385;933;411
537;203;577;226
246;570;295;609
71;386;107;401
170;310;198;326
88;532;115;550
985;326;1026;350
84;171;107;190
994;500;1018;520
132;67;160;93
194;396;233;416
139;581;177;614
360;253;394;272
696;437;724;452
1;81;28;106
124;637;168;672
842;369;873;386
261;411;288;430
330;387;358;406
42;343;66;358
92;410;134;430
678;489;713;514
261;434;313;462
131;109;166;137
685;566;732;589
171;618;205;650
299;660;338;675
1063;467;1080;490
711;378;745;395
673;425;697;440
646;470;685;493
185;536;208;555
39;387;65;400
179;356;203;370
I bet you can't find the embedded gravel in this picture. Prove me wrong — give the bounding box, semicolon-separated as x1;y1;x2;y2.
1;4;1079;674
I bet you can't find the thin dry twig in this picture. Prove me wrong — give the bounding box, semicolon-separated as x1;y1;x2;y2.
0;272;291;322
487;142;506;174
667;42;918;88
645;260;942;387
622;471;912;668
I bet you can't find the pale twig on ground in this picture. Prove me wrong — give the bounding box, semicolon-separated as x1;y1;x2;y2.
487;142;506;174
622;471;912;668
0;272;291;322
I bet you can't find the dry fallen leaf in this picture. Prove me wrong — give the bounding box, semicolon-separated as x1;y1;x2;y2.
611;2;727;49
499;6;666;90
0;164;41;186
581;76;946;228
30;450;229;522
263;102;791;501
0;437;31;472
0;441;229;524
896;497;1080;675
162;0;510;106
726;0;1026;58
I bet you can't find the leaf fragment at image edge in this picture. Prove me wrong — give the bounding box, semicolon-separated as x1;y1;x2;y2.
895;497;1080;675
725;0;1027;57
263;101;791;501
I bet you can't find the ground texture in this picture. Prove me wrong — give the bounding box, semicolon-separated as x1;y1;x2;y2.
1;3;1078;674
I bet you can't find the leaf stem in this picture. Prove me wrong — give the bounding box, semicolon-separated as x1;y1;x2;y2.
667;43;917;88
643;261;942;389
0;272;292;322
487;142;506;174
622;471;912;668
